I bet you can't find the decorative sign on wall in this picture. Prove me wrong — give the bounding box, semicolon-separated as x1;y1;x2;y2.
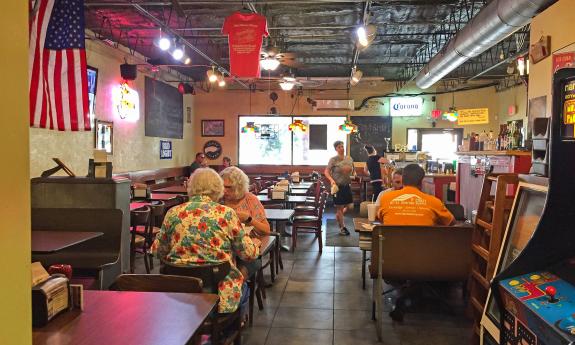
390;97;423;116
552;52;575;74
160;140;172;159
203;140;222;160
112;82;139;122
458;108;489;125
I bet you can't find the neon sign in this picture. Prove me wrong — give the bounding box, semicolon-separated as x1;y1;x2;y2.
113;82;139;121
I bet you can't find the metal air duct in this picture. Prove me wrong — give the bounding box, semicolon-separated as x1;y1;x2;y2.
415;0;556;89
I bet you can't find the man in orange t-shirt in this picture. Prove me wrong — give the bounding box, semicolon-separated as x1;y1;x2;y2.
377;164;454;226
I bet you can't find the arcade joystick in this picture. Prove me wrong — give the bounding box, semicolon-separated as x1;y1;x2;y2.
545;286;558;303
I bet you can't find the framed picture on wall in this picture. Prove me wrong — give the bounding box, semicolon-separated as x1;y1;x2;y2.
202;120;225;137
87;66;98;125
95;120;113;154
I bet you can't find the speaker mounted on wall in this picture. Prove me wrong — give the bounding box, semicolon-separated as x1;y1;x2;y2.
120;63;137;80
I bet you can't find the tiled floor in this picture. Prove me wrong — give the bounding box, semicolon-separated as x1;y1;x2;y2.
134;208;473;345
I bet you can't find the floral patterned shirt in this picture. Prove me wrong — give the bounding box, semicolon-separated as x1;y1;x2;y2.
151;195;259;313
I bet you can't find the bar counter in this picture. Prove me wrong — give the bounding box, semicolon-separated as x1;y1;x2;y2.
455;150;531;219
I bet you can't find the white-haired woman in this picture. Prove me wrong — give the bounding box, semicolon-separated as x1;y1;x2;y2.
220;166;270;279
151;168;260;314
220;166;270;235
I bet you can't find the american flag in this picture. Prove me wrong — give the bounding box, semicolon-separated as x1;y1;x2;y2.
29;0;91;131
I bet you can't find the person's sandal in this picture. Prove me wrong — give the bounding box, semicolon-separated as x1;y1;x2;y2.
342;227;350;236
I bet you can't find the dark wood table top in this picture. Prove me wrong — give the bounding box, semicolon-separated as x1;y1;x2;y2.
290;182;313;188
258;188;309;196
33;290;218;345
257;235;276;256
153;185;187;194
264;209;295;221
352;217;473;233
257;195;308;203
32;231;104;254
149;193;180;201
130;202;150;211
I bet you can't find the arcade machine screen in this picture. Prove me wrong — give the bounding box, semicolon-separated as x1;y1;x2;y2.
562;79;575;139
484;184;547;329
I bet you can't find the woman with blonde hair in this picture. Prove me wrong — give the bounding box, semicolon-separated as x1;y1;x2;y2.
152;168;260;314
220;166;270;278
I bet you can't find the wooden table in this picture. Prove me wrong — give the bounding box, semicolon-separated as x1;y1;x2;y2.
149;193;180;201
264;209;295;221
153;185;187;194
130;202;150;211
258;188;309;196
32;231;103;254
33;290;218;345
257;195;307;204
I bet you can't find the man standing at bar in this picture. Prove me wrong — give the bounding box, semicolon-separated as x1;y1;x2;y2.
325;140;355;236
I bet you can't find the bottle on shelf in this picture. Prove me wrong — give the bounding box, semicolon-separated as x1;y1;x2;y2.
478;131;487;151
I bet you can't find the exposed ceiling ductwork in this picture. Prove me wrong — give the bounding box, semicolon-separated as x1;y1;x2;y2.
415;0;556;89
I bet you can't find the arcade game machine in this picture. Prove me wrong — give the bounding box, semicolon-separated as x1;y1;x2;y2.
491;68;575;345
480;181;548;344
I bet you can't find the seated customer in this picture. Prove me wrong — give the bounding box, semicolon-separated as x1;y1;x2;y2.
377;164;454;322
377;164;454;226
189;152;207;174
151;168;260;314
219;156;233;172
220;167;270;278
374;168;403;208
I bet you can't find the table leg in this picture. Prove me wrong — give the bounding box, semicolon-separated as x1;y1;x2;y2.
362;249;366;290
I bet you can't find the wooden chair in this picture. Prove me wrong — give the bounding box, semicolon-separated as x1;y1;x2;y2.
370;225;472;340
129;206;152;273
445;203;466;221
295;181;325;214
262;203;284;274
110;274;203;293
161;261;242;345
291;191;328;253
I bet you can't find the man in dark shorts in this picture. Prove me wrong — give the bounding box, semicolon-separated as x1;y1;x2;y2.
325;140;355;236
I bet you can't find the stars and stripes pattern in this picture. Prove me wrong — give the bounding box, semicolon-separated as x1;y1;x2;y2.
29;0;91;131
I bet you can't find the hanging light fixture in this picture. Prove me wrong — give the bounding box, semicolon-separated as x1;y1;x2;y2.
442;107;459;122
289;119;307;132
339;119;358;133
260;57;280;71
158;37;171;51
172;45;184;61
350;66;363;86
241;121;260;133
279;81;295;91
217;75;226;87
184;56;192;65
356;25;376;49
206;66;218;83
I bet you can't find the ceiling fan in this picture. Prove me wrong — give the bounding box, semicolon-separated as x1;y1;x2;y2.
260;38;301;70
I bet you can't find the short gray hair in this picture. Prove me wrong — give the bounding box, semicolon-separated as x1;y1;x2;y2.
333;140;344;149
220;166;249;200
187;168;223;201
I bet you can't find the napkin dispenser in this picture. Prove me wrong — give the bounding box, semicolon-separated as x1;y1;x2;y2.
32;274;71;327
132;183;150;199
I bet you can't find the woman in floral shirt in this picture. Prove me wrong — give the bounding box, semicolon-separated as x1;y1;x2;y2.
152;168;260;313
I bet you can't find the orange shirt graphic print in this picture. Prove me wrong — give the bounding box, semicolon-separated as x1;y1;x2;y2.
378;187;454;226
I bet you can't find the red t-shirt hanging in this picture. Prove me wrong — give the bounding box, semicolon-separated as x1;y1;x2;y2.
222;12;269;78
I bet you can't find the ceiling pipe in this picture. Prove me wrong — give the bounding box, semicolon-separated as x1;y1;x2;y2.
415;0;556;89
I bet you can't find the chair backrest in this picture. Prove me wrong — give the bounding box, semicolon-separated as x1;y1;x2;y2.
445;203;465;221
317;191;329;219
160;261;231;294
149;201;166;227
370;225;472;282
110;274;203;293
130;206;151;230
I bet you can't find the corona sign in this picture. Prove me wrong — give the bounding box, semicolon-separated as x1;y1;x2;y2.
390;97;423;116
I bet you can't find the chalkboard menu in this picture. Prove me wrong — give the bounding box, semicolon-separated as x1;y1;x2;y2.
349;116;392;162
145;77;183;139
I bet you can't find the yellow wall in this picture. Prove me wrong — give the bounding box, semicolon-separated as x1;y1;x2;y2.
529;0;575;116
29;39;196;178
193;82;525;164
0;2;31;344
